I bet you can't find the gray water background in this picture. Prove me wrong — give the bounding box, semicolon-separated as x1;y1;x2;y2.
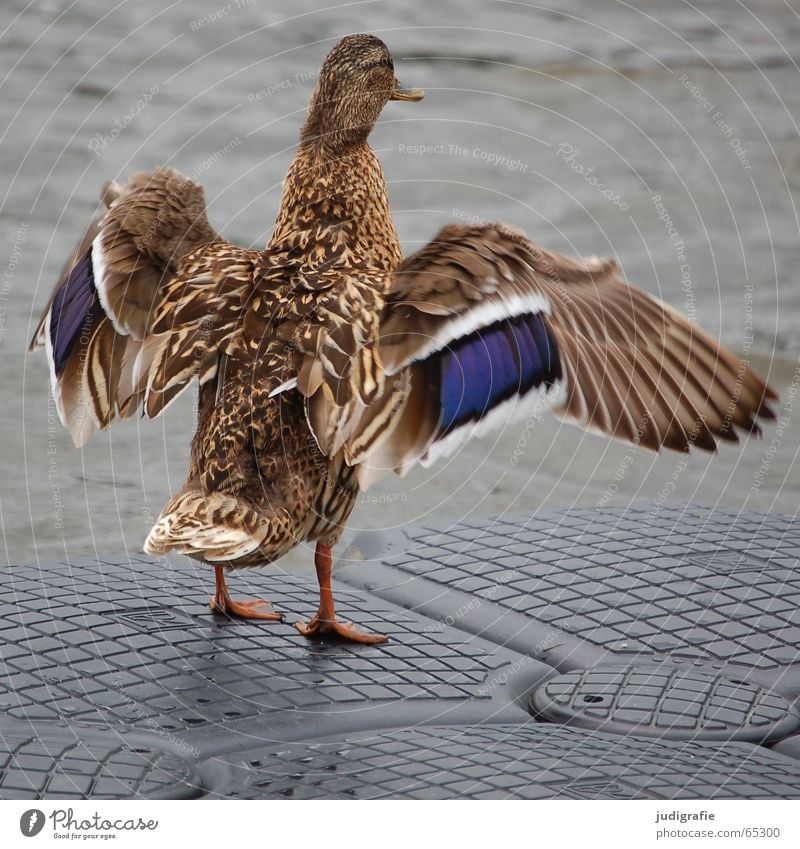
1;0;799;573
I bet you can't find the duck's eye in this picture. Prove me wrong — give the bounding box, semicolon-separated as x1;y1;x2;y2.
363;57;394;71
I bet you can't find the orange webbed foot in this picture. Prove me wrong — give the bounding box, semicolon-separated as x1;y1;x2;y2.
209;566;284;621
297;543;389;644
294;615;388;644
210;595;285;621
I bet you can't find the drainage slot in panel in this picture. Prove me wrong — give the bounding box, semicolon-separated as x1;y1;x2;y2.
530;664;800;744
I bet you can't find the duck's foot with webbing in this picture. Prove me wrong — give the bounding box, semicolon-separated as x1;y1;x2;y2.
295;543;389;644
209;565;285;621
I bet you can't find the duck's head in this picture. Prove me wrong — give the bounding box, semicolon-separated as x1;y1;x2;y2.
301;33;424;151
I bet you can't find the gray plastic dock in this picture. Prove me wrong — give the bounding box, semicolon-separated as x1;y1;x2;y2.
1;504;799;799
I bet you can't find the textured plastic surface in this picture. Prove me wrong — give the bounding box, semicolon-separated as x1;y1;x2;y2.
0;725;202;800
206;723;800;799
2;504;800;798
0;557;527;737
530;665;800;742
339;504;800;681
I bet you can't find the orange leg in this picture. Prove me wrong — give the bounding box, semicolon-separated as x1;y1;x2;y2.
209;565;284;621
295;544;388;644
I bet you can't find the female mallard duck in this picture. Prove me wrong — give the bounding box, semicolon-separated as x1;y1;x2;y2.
31;33;776;644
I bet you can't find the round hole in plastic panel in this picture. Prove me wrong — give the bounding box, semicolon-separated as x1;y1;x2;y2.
530;665;800;743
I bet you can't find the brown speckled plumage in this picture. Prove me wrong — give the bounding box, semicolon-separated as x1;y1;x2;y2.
31;34;776;642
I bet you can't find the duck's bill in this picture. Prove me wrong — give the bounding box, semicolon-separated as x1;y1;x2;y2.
390;81;425;101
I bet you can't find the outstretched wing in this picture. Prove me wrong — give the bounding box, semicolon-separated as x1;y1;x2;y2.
30;167;258;446
298;222;777;488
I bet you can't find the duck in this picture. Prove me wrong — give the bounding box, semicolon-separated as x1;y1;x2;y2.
30;33;777;644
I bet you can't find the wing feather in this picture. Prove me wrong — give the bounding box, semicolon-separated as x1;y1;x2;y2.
30;167;257;445
316;222;777;486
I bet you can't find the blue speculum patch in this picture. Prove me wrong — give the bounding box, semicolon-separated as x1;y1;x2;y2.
437;311;562;436
49;248;99;375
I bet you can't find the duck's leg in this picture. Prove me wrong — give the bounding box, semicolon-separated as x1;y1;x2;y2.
209;565;284;621
295;544;388;644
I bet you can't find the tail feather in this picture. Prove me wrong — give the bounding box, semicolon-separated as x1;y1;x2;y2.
144;485;272;563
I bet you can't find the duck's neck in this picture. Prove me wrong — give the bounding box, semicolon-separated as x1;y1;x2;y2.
268;140;402;272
